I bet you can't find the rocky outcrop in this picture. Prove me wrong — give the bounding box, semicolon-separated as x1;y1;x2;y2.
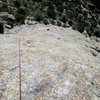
0;24;100;99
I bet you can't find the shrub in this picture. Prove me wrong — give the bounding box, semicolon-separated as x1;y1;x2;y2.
50;19;56;25
17;7;27;15
77;25;84;33
43;18;49;25
15;14;25;24
72;22;85;33
42;0;50;6
47;5;56;19
86;27;92;37
15;7;27;24
72;22;77;30
94;27;100;37
2;3;8;12
61;14;68;23
0;22;4;34
34;12;44;22
94;30;100;37
7;7;15;15
68;20;73;26
25;8;31;16
14;0;21;8
62;23;67;28
56;5;64;13
55;0;62;5
57;20;62;26
0;6;2;12
77;14;84;23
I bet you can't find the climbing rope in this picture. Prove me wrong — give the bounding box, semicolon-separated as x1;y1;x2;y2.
19;37;22;100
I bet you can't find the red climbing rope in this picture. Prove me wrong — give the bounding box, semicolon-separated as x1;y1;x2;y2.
19;38;22;100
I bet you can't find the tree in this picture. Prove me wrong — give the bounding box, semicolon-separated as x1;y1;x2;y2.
61;14;68;23
43;18;49;25
0;22;4;34
47;5;56;19
14;0;21;8
42;0;50;6
15;7;27;24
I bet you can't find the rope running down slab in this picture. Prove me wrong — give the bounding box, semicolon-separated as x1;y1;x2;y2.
19;38;22;100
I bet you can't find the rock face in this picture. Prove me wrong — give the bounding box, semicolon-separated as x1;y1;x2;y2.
0;24;100;100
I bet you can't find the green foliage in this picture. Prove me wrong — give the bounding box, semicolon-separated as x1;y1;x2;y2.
2;3;8;12
77;14;84;23
33;0;42;2
0;0;99;38
14;0;21;8
94;27;100;37
15;7;27;24
50;19;56;25
34;12;44;22
25;8;31;16
62;23;67;28
42;0;50;6
55;0;63;5
77;24;85;33
57;20;62;26
17;7;27;15
15;14;25;24
43;18;49;25
47;5;56;19
68;20;73;26
56;5;64;13
7;7;15;15
61;14;68;23
0;22;4;34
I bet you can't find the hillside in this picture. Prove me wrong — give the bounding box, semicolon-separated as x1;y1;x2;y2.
0;0;100;37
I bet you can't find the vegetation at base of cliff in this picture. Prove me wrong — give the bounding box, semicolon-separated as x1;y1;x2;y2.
0;0;100;37
0;21;4;34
